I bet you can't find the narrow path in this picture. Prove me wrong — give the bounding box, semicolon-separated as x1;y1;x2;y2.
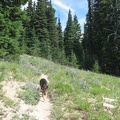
0;80;52;120
30;97;52;120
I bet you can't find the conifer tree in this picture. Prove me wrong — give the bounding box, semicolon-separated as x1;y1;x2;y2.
73;14;83;68
83;0;120;76
83;0;94;70
23;0;39;56
64;10;75;65
46;0;59;61
70;50;78;67
35;0;50;58
57;17;64;51
25;0;33;54
100;0;120;75
0;0;28;60
57;17;66;64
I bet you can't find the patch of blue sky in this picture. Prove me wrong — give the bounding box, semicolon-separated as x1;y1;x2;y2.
52;0;88;32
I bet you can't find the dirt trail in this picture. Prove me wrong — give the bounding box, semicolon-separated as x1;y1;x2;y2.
0;80;52;120
30;98;51;120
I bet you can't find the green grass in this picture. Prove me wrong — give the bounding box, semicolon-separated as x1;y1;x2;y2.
51;106;64;120
74;99;90;111
0;84;3;100
12;114;36;120
0;62;8;82
0;54;120;120
18;83;40;105
2;96;19;109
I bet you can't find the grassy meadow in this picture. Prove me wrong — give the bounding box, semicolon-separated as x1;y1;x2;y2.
0;54;120;120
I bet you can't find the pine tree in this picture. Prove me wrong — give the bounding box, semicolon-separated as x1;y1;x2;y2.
69;50;78;67
30;28;40;56
83;0;120;76
57;17;66;64
35;0;50;58
73;14;83;68
23;0;39;56
46;0;59;61
91;0;109;73
0;0;28;60
57;17;64;51
64;10;75;64
25;0;33;54
83;0;94;70
101;0;120;75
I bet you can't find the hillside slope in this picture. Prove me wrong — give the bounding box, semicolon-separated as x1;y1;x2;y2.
0;54;120;120
0;80;52;120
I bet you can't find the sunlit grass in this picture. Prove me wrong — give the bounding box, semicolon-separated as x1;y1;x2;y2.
0;54;120;119
12;114;36;120
18;83;40;105
2;96;19;109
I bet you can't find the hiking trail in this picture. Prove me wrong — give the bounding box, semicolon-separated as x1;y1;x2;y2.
0;80;52;120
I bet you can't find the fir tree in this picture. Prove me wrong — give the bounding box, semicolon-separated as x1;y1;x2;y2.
57;17;66;64
64;10;75;64
0;0;28;60
46;0;59;61
73;14;83;68
83;0;120;76
83;0;94;70
25;0;34;54
57;17;64;51
35;0;50;58
23;0;39;56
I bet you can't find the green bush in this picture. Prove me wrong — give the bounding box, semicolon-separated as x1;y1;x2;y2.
12;114;36;120
90;87;108;96
0;36;20;60
0;64;8;82
0;84;3;90
51;106;64;120
0;84;3;100
19;83;40;105
55;82;73;94
75;99;90;111
2;96;19;109
92;60;100;73
87;110;111;120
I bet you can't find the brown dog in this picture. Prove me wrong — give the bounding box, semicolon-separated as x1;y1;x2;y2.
40;75;49;100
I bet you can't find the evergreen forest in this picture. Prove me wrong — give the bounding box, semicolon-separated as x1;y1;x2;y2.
0;0;120;76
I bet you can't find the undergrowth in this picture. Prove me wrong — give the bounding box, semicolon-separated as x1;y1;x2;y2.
18;83;40;105
2;96;19;109
12;114;36;120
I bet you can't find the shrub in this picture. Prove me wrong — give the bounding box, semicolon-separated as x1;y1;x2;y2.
12;114;36;120
0;63;7;82
90;87;108;96
18;83;40;105
51;106;64;120
92;60;100;73
75;99;90;111
87;110;111;120
0;37;20;60
55;82;73;95
2;96;19;109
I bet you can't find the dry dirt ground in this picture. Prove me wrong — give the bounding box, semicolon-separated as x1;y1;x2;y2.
0;80;52;120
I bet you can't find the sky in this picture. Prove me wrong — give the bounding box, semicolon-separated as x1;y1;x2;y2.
51;0;88;32
22;0;88;32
